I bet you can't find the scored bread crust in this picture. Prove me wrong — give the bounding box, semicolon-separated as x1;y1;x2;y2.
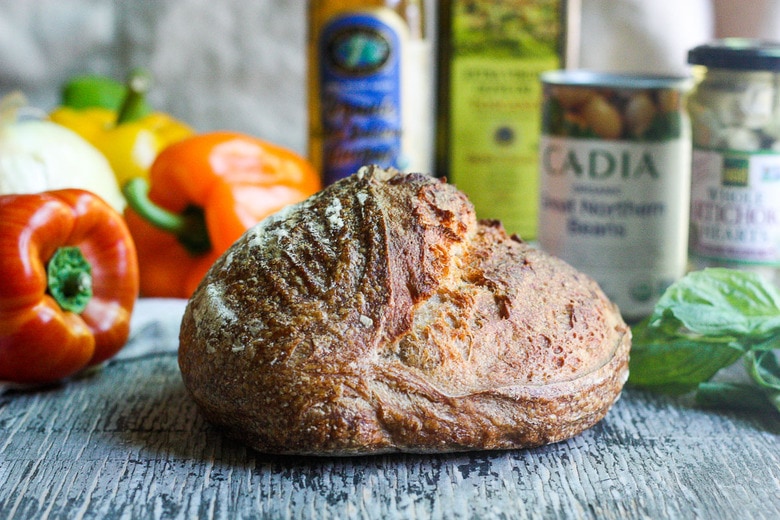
178;166;631;456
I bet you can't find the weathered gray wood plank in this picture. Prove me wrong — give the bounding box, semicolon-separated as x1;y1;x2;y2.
1;300;779;519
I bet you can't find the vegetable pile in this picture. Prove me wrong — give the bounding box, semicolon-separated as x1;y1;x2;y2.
0;71;320;384
630;268;780;414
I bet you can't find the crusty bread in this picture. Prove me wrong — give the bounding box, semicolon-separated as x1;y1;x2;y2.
178;166;630;456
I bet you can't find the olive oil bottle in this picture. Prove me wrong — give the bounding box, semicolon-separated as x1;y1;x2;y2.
308;0;434;186
436;0;579;240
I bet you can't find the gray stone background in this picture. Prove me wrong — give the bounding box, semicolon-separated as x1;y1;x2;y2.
0;0;776;156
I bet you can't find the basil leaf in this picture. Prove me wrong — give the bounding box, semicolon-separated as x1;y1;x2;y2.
695;382;776;412
648;268;780;338
746;350;780;391
767;391;780;413
698;352;780;414
750;334;780;351
629;268;780;414
628;322;745;393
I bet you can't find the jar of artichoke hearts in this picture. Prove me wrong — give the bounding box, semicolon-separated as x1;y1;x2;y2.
538;71;692;321
687;39;780;287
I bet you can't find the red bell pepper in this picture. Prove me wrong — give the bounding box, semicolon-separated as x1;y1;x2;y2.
0;189;139;384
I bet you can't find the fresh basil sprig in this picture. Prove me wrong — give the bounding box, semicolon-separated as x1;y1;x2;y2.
629;268;780;414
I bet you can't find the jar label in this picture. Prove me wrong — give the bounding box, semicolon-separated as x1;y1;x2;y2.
690;149;780;265
319;12;406;185
538;136;691;319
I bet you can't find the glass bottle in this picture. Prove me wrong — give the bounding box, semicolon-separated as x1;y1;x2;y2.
308;0;434;186
435;0;579;240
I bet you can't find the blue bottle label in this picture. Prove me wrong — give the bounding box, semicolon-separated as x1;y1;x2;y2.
319;12;406;185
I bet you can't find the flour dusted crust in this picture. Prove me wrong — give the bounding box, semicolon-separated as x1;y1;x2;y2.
178;166;631;456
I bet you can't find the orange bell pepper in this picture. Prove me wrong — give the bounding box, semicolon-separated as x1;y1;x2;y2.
123;131;321;298
0;189;139;384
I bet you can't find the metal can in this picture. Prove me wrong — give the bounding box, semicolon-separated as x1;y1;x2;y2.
687;39;780;287
538;70;692;321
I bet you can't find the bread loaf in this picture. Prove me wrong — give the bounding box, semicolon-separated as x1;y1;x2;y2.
178;166;630;456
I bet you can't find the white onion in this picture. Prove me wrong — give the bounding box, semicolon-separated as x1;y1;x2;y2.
0;93;125;212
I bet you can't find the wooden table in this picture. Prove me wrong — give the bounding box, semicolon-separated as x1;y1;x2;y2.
2;299;779;519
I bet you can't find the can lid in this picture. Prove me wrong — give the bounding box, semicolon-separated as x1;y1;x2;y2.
540;70;690;90
688;38;780;71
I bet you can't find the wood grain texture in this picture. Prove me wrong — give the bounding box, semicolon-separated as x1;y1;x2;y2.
1;301;779;520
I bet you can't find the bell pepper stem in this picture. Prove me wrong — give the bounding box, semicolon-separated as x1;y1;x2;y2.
48;247;93;314
123;178;212;255
116;68;152;125
123;178;185;233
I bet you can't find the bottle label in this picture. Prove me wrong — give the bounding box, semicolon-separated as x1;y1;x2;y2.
690;149;780;265
538;136;691;319
319;11;407;185
449;57;555;240
445;0;562;240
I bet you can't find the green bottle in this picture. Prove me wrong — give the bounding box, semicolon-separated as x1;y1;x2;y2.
436;0;578;241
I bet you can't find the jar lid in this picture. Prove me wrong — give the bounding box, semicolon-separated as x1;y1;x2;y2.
688;38;780;71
